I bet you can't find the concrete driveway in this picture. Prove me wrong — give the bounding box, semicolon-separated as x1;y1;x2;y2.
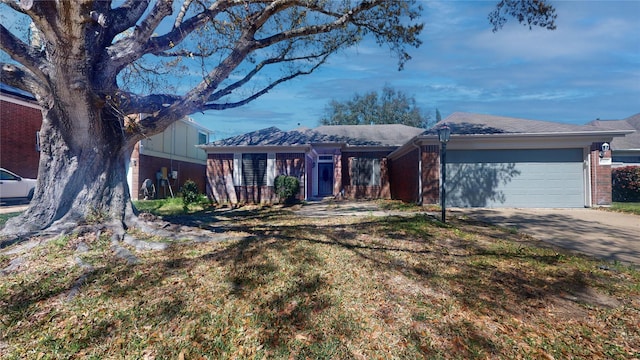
452;208;640;265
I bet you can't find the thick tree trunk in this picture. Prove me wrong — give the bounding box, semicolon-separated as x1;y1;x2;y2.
2;100;137;237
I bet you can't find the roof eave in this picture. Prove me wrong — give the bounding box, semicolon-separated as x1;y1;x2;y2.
198;144;310;153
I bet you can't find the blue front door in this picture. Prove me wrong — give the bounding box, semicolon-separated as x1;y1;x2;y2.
318;162;334;196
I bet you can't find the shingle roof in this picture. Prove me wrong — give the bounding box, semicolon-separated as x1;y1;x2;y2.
209;124;425;147
428;112;598;135
314;124;425;146
587;113;640;150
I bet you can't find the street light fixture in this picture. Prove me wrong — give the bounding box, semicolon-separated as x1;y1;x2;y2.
437;125;451;223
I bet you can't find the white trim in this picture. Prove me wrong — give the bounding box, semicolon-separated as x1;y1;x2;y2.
585;149;592;207
138;148;207;165
0;93;41;110
233;153;241;186
390;131;633;159
266;153;276;186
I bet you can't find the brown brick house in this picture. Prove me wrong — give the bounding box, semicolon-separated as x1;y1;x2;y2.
203;114;632;207
200;125;425;204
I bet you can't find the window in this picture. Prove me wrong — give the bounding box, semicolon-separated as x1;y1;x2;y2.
350;158;380;186
242;153;267;186
0;169;18;181
198;132;208;145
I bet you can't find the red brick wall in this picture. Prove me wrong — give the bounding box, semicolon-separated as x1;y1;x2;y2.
134;153;207;200
590;143;612;206
340;151;391;199
389;148;419;203
206;152;306;204
207;154;236;204
0;98;42;178
421;146;440;205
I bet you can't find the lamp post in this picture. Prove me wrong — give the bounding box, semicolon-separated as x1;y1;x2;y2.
438;125;451;223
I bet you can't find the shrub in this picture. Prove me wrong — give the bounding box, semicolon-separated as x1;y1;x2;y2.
612;166;640;202
181;179;201;209
274;175;300;204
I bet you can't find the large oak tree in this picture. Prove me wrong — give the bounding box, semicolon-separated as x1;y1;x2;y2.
0;0;556;238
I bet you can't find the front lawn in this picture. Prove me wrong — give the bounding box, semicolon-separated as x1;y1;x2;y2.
1;206;638;359
611;202;640;215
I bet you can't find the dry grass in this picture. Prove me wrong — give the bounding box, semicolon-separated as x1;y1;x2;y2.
1;205;639;359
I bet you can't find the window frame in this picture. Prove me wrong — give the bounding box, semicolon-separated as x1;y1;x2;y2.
350;157;381;186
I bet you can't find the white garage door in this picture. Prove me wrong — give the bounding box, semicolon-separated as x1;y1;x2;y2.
446;149;585;208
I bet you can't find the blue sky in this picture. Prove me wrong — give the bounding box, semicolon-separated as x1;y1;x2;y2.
191;1;640;140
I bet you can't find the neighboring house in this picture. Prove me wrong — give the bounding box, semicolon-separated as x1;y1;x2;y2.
128;116;213;200
199;124;425;204
1;83;213;199
390;112;633;208
0;83;42;179
587;113;640;167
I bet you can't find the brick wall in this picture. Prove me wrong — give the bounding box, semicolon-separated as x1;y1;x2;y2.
421;146;440;205
0;98;42;178
389;148;419;203
590;143;612;206
207;154;236;204
206;152;306;204
388;145;440;205
134;153;207;200
340;151;391;199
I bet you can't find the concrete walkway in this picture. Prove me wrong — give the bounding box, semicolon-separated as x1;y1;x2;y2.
0;204;28;214
452;208;640;265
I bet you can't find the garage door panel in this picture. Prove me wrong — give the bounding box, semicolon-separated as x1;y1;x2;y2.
446;149;585;208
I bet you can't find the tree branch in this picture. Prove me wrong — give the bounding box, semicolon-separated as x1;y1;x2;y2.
202;50;332;111
106;0;151;40
1;62;50;105
0;24;48;83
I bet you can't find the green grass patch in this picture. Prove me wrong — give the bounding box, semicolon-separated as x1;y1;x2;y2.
1;206;638;359
133;196;211;216
611;202;640;215
0;211;22;228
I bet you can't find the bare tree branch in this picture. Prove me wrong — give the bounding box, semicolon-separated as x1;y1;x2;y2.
0;24;48;83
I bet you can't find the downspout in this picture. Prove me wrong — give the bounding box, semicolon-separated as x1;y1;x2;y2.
411;140;422;205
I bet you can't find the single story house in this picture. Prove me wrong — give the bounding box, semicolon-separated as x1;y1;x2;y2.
587;113;640;167
202;112;633;208
199;124;425;204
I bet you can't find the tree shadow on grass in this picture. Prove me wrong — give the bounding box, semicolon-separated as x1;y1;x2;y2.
1;207;630;358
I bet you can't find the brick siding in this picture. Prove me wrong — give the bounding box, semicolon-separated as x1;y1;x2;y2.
340;151;391;199
388;145;440;205
0;98;42;178
590;143;612;206
389;148;419;202
421;146;440;205
133;153;207;200
206;152;306;204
